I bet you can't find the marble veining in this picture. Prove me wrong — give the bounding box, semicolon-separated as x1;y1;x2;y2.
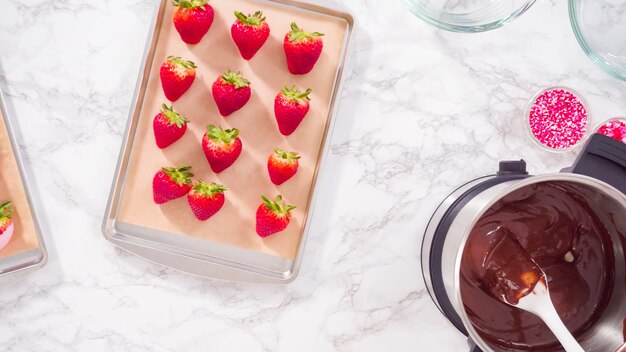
0;0;625;351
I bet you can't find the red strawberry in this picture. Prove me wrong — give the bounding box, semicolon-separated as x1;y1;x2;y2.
202;125;243;173
231;11;270;60
274;85;311;135
268;148;300;185
256;195;296;237
153;104;189;149
160;56;197;102
173;0;214;45
187;181;227;221
0;202;14;251
283;22;324;75
212;70;251;117
153;166;193;204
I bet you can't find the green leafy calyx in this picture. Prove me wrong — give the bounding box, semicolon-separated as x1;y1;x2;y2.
162;166;193;186
288;22;324;42
0;202;13;221
280;85;312;103
234;11;265;26
161;104;189;128
192;181;227;196
261;195;296;216
221;70;250;89
173;0;209;10
167;56;197;70
274;147;300;161
206;125;240;144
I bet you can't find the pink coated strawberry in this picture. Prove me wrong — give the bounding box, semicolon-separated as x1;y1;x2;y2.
231;11;270;60
173;0;214;45
187;181;227;221
160;56;197;102
268;148;300;185
0;202;14;251
256;195;296;237
283;22;324;75
202;125;243;173
212;70;251;117
274;85;311;135
153;166;193;204
153;104;189;149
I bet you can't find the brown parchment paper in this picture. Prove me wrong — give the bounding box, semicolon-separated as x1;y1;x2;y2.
0;110;40;258
118;0;348;259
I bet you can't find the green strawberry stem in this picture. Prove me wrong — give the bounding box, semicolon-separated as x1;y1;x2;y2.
274;147;301;160
206;125;240;144
261;195;296;216
161;104;189;128
167;56;197;69
234;11;265;26
281;85;312;103
288;22;324;42
0;202;13;220
162;166;193;186
221;69;250;89
192;181;227;196
173;0;209;10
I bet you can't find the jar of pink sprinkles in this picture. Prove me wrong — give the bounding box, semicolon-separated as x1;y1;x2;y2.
525;87;590;153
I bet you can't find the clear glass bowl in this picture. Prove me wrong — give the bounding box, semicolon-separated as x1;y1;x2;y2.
402;0;536;33
569;0;626;81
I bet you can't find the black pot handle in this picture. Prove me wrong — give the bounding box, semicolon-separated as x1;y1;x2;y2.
468;338;483;352
566;134;626;194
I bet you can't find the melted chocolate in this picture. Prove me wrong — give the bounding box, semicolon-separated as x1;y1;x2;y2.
461;182;615;351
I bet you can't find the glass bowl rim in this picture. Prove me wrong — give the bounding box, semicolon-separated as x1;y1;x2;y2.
402;0;537;33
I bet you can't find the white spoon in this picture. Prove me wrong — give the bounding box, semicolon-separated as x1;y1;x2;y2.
501;277;585;352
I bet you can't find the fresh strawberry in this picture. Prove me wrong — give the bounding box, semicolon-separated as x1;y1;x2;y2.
256;195;296;237
231;11;270;60
202;125;243;173
152;166;193;204
0;202;14;251
268;148;300;185
212;70;251;117
160;56;197;102
283;22;324;75
173;0;214;45
274;85;312;135
153;104;189;149
187;181;227;221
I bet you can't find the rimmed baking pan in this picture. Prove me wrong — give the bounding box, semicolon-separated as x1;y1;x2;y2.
0;89;47;277
103;0;354;283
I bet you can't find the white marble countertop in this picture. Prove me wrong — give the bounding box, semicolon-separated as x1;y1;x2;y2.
0;0;625;351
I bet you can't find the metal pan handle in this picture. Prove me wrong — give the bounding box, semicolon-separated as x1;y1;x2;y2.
567;134;626;194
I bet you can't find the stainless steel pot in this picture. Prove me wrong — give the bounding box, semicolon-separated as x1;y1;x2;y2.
422;134;626;352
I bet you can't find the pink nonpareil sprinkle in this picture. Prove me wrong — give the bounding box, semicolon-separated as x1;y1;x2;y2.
528;88;589;150
597;119;626;144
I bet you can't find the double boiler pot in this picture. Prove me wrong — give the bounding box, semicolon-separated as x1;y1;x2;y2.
423;134;626;352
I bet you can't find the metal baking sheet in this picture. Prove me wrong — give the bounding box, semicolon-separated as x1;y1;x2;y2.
0;89;47;277
103;0;354;283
